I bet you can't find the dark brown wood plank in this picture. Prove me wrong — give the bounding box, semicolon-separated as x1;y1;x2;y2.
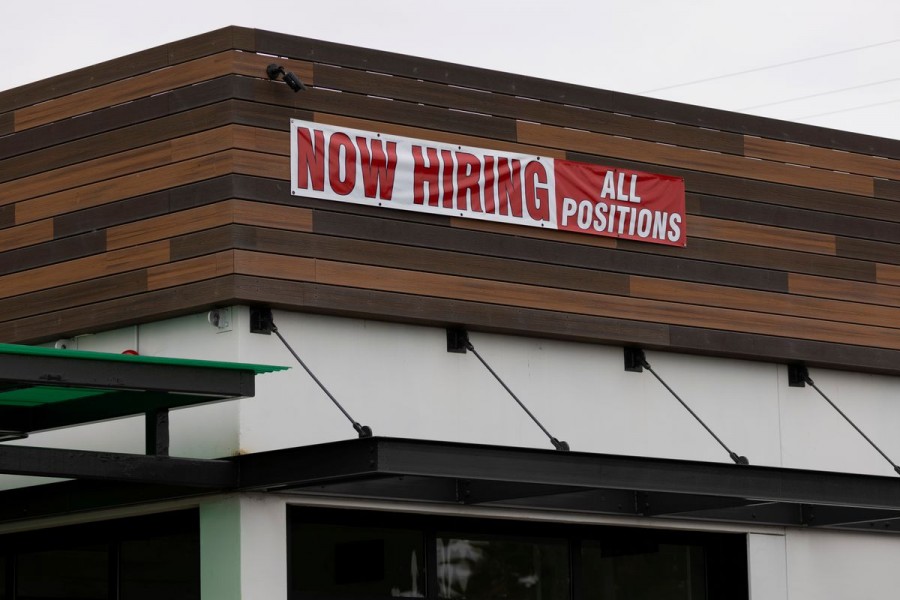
0;27;253;115
0;231;105;276
0;271;147;325
12;52;311;133
687;194;900;245
0;112;12;136
875;179;900;201
789;273;900;308
668;326;900;376
315;113;565;158
54;176;234;239
0;101;234;183
310;210;789;293
292;87;517;143
519;121;874;197
837;237;900;265
630;276;898;330
687;216;836;255
233;226;631;297
255;29;900;160
313;64;744;155
301;257;898;349
0;240;168;301
744;136;900;181
15;151;233;224
0;76;237;161
1;126;238;205
107;200;312;250
633;237;876;283
0;205;13;229
0;276;237;344
568;152;899;223
232;276;671;348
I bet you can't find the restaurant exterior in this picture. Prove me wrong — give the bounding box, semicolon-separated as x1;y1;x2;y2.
0;26;898;599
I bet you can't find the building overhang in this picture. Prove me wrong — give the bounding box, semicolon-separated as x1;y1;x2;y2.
3;436;900;533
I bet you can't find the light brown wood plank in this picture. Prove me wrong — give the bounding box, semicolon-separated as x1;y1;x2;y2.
630;276;899;329
316;113;567;159
233;149;290;180
0;241;169;300
234;250;317;280
517;122;874;197
0;219;53;252
107;200;313;250
449;217;618;249
877;263;900;287
687;215;837;255
745;136;900;181
0;126;238;206
232;200;313;231
107;201;235;250
15;152;233;224
789;273;900;308
14;52;313;132
311;259;900;350
147;251;234;290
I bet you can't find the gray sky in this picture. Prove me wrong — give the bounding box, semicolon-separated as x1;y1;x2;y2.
3;0;899;141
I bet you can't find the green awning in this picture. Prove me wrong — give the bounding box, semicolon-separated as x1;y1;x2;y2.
0;343;288;432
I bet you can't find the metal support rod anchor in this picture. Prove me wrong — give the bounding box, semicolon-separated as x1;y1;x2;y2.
259;309;371;438
789;364;900;477
450;328;569;451
625;348;748;465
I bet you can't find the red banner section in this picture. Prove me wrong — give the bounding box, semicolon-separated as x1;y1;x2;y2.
291;119;686;246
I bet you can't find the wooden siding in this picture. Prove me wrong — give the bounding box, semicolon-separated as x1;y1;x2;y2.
0;27;898;375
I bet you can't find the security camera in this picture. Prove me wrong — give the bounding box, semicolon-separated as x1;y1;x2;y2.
266;63;306;92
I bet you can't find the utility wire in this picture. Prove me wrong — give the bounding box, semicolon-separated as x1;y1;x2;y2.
640;38;900;94
738;77;900;111
802;372;900;476
794;98;900;120
271;322;372;438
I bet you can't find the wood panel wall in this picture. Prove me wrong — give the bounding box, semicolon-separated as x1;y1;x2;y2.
0;26;898;375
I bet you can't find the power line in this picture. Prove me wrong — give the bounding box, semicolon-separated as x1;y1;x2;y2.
640;38;900;94
794;98;900;120
738;77;900;111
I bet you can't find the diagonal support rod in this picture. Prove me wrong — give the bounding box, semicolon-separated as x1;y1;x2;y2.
451;329;568;451
267;316;372;438
791;364;900;477
626;348;748;465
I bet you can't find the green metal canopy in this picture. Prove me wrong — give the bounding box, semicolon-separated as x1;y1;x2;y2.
0;343;288;434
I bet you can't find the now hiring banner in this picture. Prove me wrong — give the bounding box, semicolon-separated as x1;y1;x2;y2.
290;119;686;247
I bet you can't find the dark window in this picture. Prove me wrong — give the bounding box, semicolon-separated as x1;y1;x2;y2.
0;510;199;600
436;533;568;600
120;531;200;600
288;508;747;600
290;522;425;598
582;540;706;600
16;545;109;600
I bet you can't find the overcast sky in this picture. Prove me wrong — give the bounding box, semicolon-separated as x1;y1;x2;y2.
3;0;899;141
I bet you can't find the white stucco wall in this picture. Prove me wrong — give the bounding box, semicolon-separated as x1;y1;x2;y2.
10;305;900;600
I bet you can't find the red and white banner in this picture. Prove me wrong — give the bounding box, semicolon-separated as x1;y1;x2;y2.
291;119;686;246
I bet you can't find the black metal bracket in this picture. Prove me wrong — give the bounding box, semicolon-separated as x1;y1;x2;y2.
788;364;809;387
624;347;647;372
250;306;274;335
625;347;748;465
447;327;469;353
145;408;169;456
449;327;569;451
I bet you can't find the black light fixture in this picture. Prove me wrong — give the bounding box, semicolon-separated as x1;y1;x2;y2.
266;63;306;92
